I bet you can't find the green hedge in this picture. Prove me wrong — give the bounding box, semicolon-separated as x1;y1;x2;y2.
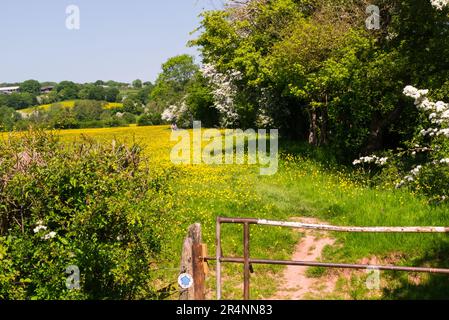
0;130;168;299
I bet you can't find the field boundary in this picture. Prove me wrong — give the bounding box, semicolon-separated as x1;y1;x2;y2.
180;217;449;300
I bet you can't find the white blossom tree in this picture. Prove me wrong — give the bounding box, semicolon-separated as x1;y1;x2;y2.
201;63;241;127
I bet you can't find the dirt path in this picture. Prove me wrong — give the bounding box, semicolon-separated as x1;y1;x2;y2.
271;218;337;300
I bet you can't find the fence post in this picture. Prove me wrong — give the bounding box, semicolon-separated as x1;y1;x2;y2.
179;223;206;300
180;236;193;300
243;222;250;300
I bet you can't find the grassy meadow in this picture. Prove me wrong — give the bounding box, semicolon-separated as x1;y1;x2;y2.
29;125;449;300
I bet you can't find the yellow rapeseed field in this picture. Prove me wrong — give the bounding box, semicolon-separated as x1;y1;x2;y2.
20;100;124;114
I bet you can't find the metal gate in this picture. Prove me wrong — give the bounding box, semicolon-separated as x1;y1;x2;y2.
203;217;449;300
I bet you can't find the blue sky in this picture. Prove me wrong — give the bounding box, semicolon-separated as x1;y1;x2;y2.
0;0;223;83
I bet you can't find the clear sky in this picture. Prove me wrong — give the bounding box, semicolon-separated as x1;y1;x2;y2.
0;0;224;84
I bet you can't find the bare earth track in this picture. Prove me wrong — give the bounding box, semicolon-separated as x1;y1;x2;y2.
272;218;337;300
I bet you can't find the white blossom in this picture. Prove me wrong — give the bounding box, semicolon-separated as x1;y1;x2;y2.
201;63;241;126
430;0;449;10
411;165;422;176
161;105;179;122
353;155;388;166
33;224;47;234
161;101;191;126
404;86;449;137
395;180;405;188
395;85;449;189
42;231;57;240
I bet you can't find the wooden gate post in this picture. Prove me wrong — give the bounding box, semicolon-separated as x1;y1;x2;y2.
180;223;206;300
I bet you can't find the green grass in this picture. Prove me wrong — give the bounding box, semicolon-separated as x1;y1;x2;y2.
305;266;327;278
252;155;449;299
119;88;140;96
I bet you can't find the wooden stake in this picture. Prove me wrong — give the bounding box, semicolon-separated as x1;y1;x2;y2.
180;223;206;300
180;237;193;300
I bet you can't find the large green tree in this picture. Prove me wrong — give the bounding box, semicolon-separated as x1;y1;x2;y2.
149;54;199;113
56;81;80;100
19;80;41;96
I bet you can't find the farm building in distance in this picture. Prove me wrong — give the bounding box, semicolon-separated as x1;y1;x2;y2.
40;86;54;93
0;85;55;95
0;86;20;94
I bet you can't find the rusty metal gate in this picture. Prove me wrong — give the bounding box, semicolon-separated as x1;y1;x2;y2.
203;217;449;300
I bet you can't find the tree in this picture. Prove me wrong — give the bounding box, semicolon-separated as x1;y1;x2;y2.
105;87;120;102
137;113;162;126
185;73;219;127
123;96;144;115
6;93;35;110
73;100;104;122
78;84;106;101
20;80;41;96
56;81;80;100
135;86;153;105
158;55;198;88
132;79;143;89
150;55;199;112
47;104;80;129
106;80;121;87
0;106;20;131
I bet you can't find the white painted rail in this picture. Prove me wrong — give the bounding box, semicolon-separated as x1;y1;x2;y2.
257;219;449;233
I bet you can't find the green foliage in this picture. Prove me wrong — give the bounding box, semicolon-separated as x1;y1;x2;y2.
135;86;153;105
123;97;144;115
78;84;106;101
105;87;120;103
56;81;80;101
121;112;137;124
185;74;218;127
150;55;199;112
3;92;35;110
137;113;162;126
0;106;21;131
132;79;143;89
73;100;105;122
192;0;449;160
19;80;41;96
0;131;167;299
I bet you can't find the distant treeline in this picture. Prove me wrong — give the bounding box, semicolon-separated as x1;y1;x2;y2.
0;80;150;110
0;56;219;131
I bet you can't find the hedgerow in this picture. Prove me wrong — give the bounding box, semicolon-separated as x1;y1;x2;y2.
0;130;168;299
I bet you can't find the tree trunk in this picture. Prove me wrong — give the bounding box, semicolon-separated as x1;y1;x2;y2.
320;102;329;146
308;109;318;146
363;104;404;154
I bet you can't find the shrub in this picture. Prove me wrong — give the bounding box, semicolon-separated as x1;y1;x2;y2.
122;112;137;124
73;100;105;122
0;106;21;131
0;130;167;299
137;113;162;126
